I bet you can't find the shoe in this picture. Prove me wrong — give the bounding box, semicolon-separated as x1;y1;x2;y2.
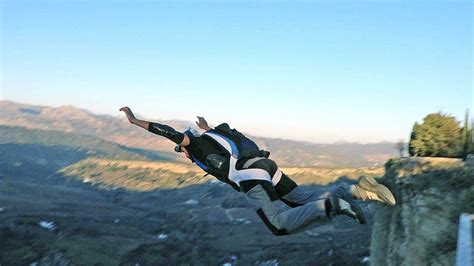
355;176;396;206
325;186;366;224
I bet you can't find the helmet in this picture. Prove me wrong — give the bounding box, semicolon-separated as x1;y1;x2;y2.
184;128;201;138
174;128;200;153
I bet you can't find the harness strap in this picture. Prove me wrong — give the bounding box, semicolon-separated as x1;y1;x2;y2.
272;169;283;185
241;157;283;186
229;159;273;185
191;155;208;172
243;157;266;168
204;132;282;187
204;132;240;158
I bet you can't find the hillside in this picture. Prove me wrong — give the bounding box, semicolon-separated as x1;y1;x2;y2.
253;136;394;167
0;100;398;264
0;126;179;180
370;157;473;265
60;158;384;191
0;173;376;265
0;144;382;265
0;100;398;167
0;100;189;157
0;125;181;160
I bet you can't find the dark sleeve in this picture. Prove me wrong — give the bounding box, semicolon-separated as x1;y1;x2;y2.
148;122;184;144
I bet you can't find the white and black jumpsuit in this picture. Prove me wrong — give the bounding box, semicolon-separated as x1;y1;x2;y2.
149;122;331;236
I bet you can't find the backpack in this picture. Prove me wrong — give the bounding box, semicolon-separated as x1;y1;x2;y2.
196;123;270;191
208;123;267;159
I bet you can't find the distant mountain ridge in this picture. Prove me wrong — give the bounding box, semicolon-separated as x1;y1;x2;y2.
0;125;177;161
0;100;397;167
0;100;191;155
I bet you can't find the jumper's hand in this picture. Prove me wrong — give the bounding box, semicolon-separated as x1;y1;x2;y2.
119;106;136;123
196;116;211;131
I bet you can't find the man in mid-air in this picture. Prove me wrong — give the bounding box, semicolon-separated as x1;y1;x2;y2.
120;107;396;235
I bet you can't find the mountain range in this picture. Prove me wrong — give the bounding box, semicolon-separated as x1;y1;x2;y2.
0;100;397;167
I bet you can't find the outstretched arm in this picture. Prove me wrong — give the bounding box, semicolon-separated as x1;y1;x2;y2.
120;107;190;146
195;116;212;131
120;107;149;129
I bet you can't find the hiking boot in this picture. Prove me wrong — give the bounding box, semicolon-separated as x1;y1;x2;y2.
325;186;366;224
354;176;396;206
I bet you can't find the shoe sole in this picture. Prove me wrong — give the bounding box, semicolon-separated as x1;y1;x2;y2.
333;186;367;224
358;176;396;206
347;199;367;224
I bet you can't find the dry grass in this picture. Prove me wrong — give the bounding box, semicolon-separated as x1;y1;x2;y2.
416;157;463;168
87;158;200;174
61;158;385;191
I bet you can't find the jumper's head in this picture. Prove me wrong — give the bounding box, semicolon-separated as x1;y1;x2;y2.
174;128;200;158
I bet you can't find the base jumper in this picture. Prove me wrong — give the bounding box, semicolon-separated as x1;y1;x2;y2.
120;107;396;236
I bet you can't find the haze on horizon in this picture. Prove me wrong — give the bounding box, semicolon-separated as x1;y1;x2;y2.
1;1;472;144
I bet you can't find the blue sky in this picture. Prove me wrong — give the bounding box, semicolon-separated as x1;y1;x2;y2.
1;1;472;143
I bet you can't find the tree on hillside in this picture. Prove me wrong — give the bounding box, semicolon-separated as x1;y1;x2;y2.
408;112;462;157
468;119;474;154
408;124;418;156
396;140;405;157
461;110;470;159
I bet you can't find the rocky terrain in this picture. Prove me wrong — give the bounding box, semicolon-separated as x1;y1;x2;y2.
370;157;473;265
0;157;378;265
0;124;386;265
3;136;470;265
